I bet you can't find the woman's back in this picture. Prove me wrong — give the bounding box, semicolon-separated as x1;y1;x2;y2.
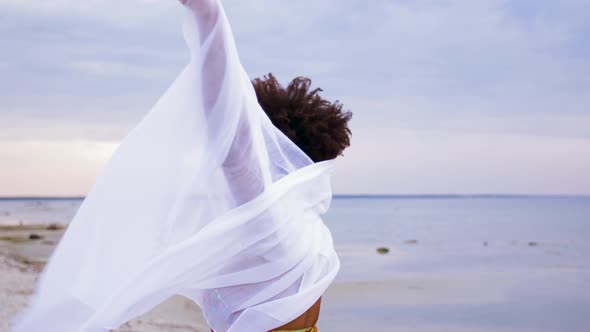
273;298;321;331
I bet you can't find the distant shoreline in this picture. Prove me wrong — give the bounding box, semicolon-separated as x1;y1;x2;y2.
0;194;589;201
0;196;86;201
333;194;590;199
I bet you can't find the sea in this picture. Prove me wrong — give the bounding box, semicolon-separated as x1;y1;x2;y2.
1;196;590;331
1;196;589;277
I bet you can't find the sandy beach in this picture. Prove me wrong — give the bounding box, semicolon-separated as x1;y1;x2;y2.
6;241;586;332
0;250;209;332
0;223;444;332
0;222;200;331
0;245;501;332
1;224;398;332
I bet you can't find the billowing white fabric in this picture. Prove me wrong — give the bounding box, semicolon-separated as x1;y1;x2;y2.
13;1;339;331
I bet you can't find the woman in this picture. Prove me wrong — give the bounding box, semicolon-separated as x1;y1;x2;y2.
13;1;351;331
249;73;351;332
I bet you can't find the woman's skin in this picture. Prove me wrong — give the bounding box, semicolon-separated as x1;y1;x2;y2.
272;298;321;330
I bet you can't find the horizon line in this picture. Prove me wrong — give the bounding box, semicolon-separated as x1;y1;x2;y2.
0;193;589;200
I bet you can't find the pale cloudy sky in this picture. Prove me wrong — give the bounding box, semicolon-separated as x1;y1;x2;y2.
0;0;589;196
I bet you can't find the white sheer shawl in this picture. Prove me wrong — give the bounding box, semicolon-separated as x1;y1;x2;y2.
13;1;339;331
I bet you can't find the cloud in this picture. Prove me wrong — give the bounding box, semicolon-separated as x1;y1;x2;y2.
69;59;175;79
3;127;588;196
1;0;589;194
0;0;179;26
0;140;118;196
333;127;590;195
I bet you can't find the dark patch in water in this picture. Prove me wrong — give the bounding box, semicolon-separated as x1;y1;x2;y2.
376;247;390;254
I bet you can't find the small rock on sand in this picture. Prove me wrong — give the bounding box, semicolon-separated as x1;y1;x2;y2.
28;234;43;240
376;247;390;254
47;223;64;231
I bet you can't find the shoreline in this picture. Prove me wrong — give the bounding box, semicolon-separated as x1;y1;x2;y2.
0;251;396;332
2;220;590;332
0;224;394;332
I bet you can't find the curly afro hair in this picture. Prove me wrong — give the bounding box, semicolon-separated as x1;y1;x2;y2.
252;73;352;162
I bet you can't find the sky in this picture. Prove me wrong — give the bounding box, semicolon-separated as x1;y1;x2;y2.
0;0;589;196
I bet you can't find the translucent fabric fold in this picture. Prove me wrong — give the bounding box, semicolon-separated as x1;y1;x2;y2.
12;1;339;331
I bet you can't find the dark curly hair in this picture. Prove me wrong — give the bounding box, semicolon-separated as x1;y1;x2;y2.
252;73;352;162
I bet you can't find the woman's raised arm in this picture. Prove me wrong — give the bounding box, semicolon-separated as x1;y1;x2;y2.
179;0;220;42
179;0;266;204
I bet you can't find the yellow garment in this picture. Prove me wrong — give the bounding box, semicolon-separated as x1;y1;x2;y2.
272;326;317;332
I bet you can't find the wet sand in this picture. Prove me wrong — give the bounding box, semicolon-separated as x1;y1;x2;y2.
0;223;400;331
0;250;467;332
0;251;208;332
2;223;590;332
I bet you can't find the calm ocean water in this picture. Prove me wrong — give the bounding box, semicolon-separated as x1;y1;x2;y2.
324;196;590;281
325;195;590;246
1;196;590;249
